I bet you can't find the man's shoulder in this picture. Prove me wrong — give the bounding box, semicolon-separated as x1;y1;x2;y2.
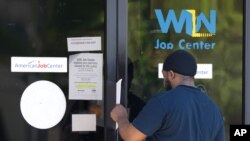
155;88;184;99
149;90;176;104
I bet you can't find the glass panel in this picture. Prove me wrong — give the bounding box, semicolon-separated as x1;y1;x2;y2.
0;0;105;141
127;0;243;140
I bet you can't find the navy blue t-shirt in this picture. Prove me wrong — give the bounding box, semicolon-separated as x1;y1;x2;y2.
132;85;225;141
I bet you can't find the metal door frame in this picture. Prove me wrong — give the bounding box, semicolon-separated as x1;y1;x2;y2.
244;0;250;124
105;0;127;140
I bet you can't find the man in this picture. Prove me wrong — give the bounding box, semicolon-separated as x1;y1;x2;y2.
110;50;225;141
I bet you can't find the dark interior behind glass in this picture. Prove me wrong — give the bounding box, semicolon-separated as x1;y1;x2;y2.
0;0;105;141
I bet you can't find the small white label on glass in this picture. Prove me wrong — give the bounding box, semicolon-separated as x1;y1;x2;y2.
67;36;101;52
158;63;213;79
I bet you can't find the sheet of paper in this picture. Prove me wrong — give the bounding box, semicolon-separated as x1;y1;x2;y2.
67;36;101;52
72;114;96;131
116;79;122;104
116;79;122;129
69;53;103;100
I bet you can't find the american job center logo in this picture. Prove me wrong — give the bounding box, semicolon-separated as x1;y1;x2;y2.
11;57;67;73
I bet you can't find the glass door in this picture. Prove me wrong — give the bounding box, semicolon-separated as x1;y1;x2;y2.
0;0;121;141
127;0;244;140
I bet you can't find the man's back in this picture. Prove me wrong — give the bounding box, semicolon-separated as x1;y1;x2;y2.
132;85;225;141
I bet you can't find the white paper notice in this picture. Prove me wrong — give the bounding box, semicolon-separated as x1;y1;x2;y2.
116;79;122;104
69;53;103;100
72;114;96;131
116;79;122;129
67;36;101;52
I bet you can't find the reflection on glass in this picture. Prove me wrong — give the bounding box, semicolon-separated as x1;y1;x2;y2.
127;58;145;122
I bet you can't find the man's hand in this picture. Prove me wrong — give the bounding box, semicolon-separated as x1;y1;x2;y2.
110;104;128;122
110;104;147;141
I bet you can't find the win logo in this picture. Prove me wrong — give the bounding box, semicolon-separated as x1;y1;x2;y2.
155;9;216;37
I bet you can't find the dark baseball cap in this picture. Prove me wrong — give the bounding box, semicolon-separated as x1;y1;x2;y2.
162;50;197;76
